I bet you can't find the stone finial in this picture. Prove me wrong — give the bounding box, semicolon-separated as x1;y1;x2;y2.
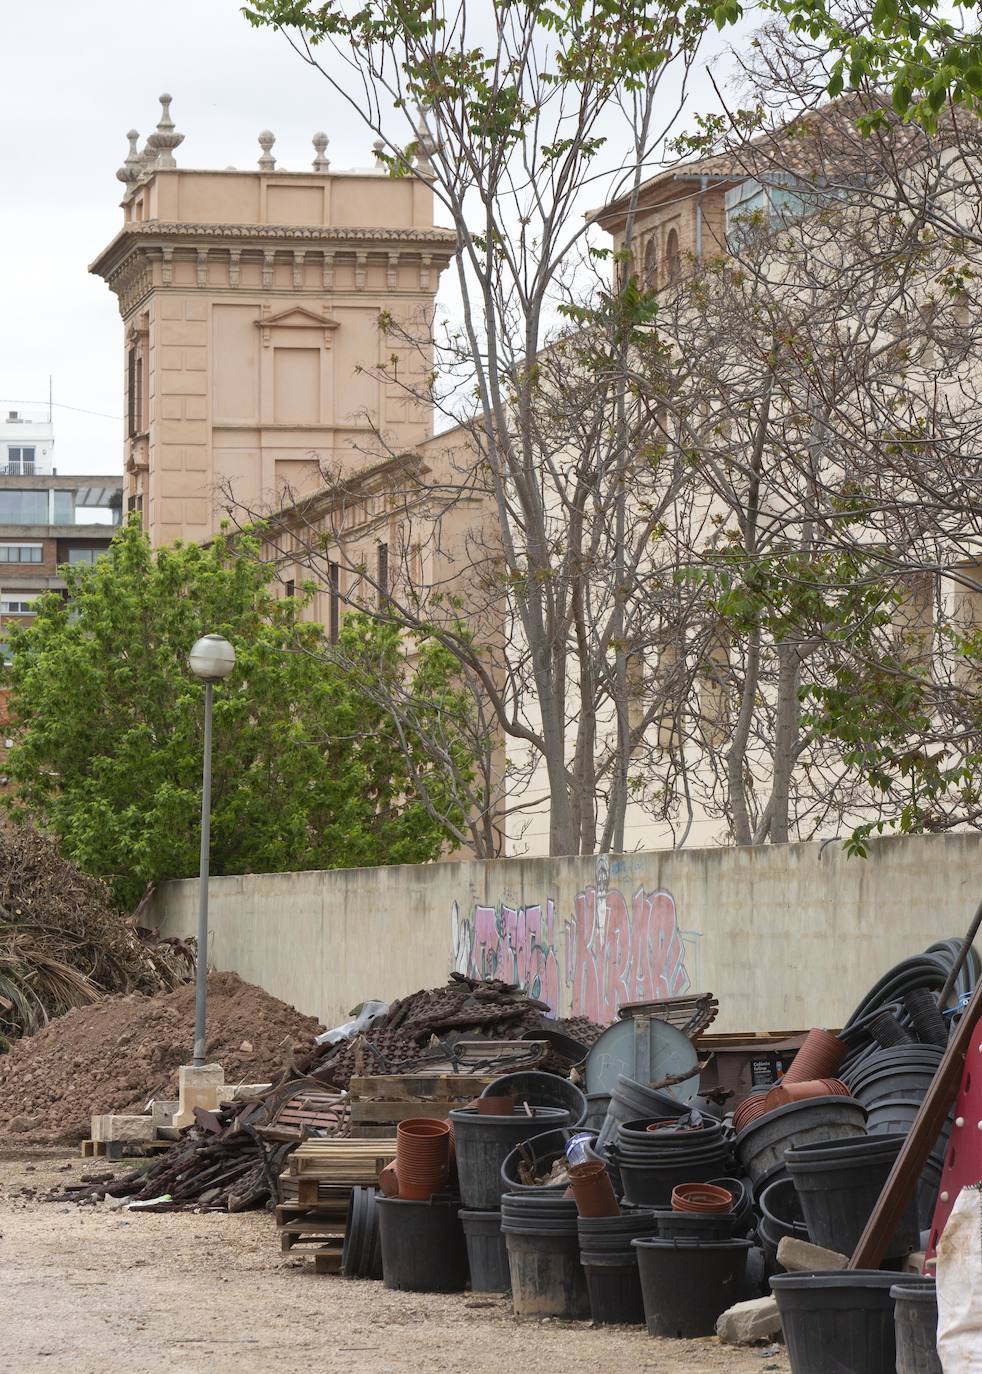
146;93;184;169
373;138;386;165
414;110;437;177
312;132;330;172
258;130;276;171
116;130;143;186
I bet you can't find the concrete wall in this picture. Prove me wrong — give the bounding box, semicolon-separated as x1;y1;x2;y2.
152;834;981;1032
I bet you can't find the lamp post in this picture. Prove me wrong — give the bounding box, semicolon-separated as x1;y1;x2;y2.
188;634;236;1066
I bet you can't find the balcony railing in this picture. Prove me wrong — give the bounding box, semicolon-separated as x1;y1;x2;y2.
0;464;42;477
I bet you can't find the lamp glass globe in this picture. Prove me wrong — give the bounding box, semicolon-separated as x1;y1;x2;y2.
189;634;236;682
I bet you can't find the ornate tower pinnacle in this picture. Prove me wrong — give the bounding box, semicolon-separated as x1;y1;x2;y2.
312;132;330;172
116;130;142;187
146;94;184;169
258;130;276;171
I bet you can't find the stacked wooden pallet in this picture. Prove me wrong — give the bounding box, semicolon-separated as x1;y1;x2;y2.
347;1072;496;1138
277;1137;397;1271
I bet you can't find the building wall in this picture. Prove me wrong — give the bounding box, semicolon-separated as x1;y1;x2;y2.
91;150;457;548
151;832;980;1031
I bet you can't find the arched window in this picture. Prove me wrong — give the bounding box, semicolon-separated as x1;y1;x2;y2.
643;237;658;289
665;227;680;283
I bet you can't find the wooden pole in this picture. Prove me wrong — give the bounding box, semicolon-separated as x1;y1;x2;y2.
848;975;982;1269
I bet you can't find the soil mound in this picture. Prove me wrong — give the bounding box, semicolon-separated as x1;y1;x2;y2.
0;970;322;1142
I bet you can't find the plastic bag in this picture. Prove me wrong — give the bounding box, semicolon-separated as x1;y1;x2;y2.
937;1182;982;1373
313;999;389;1046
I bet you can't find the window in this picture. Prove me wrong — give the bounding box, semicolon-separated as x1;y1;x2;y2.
127;346;144;437
67;547;103;565
285;578;295;600
377;542;389;606
665;228;681;283
329;561;340;644
0;596;39;615
6;446;36;475
643;238;658;290
0;544;42;563
0;490;47;524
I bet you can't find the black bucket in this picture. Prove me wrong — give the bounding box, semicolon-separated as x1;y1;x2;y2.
633;1237;751;1337
376;1195;468;1292
892;1277;942;1374
758;1177;809;1273
770;1270;899;1374
655;1208;740;1241
595;1074;688;1151
451;1106;572;1209
341;1186;382;1279
502;1206;589;1318
614;1152;731;1207
459;1208;510;1294
480;1072;588;1125
734;1096;867;1189
500;1126;596;1195
786;1133;919;1260
580;1251;646;1324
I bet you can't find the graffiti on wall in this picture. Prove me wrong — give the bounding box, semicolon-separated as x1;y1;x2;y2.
451;871;694;1020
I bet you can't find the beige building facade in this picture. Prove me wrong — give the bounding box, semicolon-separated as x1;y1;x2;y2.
90;97;457;547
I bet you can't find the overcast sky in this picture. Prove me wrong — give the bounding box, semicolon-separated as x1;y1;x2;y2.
1;0;739;475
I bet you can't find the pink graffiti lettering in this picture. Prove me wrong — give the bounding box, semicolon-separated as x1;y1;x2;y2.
564;886;689;1022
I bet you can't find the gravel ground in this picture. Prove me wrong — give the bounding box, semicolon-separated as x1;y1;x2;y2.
0;1148;789;1374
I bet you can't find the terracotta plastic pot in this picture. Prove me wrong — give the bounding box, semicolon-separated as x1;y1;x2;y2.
733;1094;772;1134
569;1160;620;1219
783;1029;846;1085
396;1118;452;1201
646;1117;697;1133
477;1095;517;1116
379;1161;400;1197
766;1078;851;1109
671;1182;733;1214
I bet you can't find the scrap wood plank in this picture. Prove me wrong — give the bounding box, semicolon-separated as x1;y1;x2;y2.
314;1248;343;1275
849;975;982;1270
349;1100;457;1124
276;1201;349;1224
348;1074;495;1101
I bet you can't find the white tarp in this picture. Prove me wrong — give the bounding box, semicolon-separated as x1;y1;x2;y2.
937;1182;982;1373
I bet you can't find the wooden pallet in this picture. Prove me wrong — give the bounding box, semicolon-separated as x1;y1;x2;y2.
80;1139;172;1160
349;1073;496;1101
288;1138;396;1183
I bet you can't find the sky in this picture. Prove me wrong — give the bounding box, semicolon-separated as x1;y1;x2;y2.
0;0;742;475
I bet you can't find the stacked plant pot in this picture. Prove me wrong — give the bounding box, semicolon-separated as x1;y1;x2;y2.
609;1113;734;1206
453;1073;581;1295
594;1073;688;1151
500;1192;590;1318
734;1096;867;1195
576;1210;661;1324
786;1132;920;1261
377;1117;469;1291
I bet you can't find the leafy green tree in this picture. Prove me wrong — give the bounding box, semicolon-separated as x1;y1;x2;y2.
4;520;471;906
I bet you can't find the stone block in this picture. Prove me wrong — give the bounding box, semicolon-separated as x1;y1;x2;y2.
90;1114;156;1143
148;1099;179;1127
716;1296;783;1345
173;1062;225;1130
776;1236;848;1272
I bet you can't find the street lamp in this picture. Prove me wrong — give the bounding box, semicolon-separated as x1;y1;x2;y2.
188;634;236;1066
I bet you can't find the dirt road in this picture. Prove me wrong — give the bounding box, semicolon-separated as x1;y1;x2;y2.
0;1149;788;1374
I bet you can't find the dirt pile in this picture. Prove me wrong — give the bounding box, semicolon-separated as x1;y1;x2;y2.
0;970;322;1142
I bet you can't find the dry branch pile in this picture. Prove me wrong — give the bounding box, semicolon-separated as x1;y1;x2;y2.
0;827;188;1045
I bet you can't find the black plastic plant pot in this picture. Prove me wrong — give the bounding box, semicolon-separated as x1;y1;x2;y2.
499;1126;596;1196
787;1135;919;1260
770;1270;899;1374
616;1154;730;1208
595;1075;688;1152
341;1185;382;1279
503;1223;590;1318
459;1208;510;1294
450;1106;572;1209
580;1252;646;1325
758;1177;809;1273
480;1072;588;1126
734;1097;867;1188
891;1277;942;1374
376;1195;469;1293
632;1237;751;1338
655;1208;739;1242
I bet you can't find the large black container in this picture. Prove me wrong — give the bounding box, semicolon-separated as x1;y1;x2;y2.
758;1177;809;1273
595;1074;688;1151
501;1193;589;1318
633;1236;751;1337
480;1072;587;1125
376;1195;469;1292
580;1251;646;1324
786;1133;920;1260
770;1270;899;1374
612;1115;733;1207
615;1154;730;1208
450;1105;572;1209
459;1208;510;1294
734;1096;867;1190
655;1208;739;1241
341;1185;383;1279
499;1126;596;1195
891;1277;942;1374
